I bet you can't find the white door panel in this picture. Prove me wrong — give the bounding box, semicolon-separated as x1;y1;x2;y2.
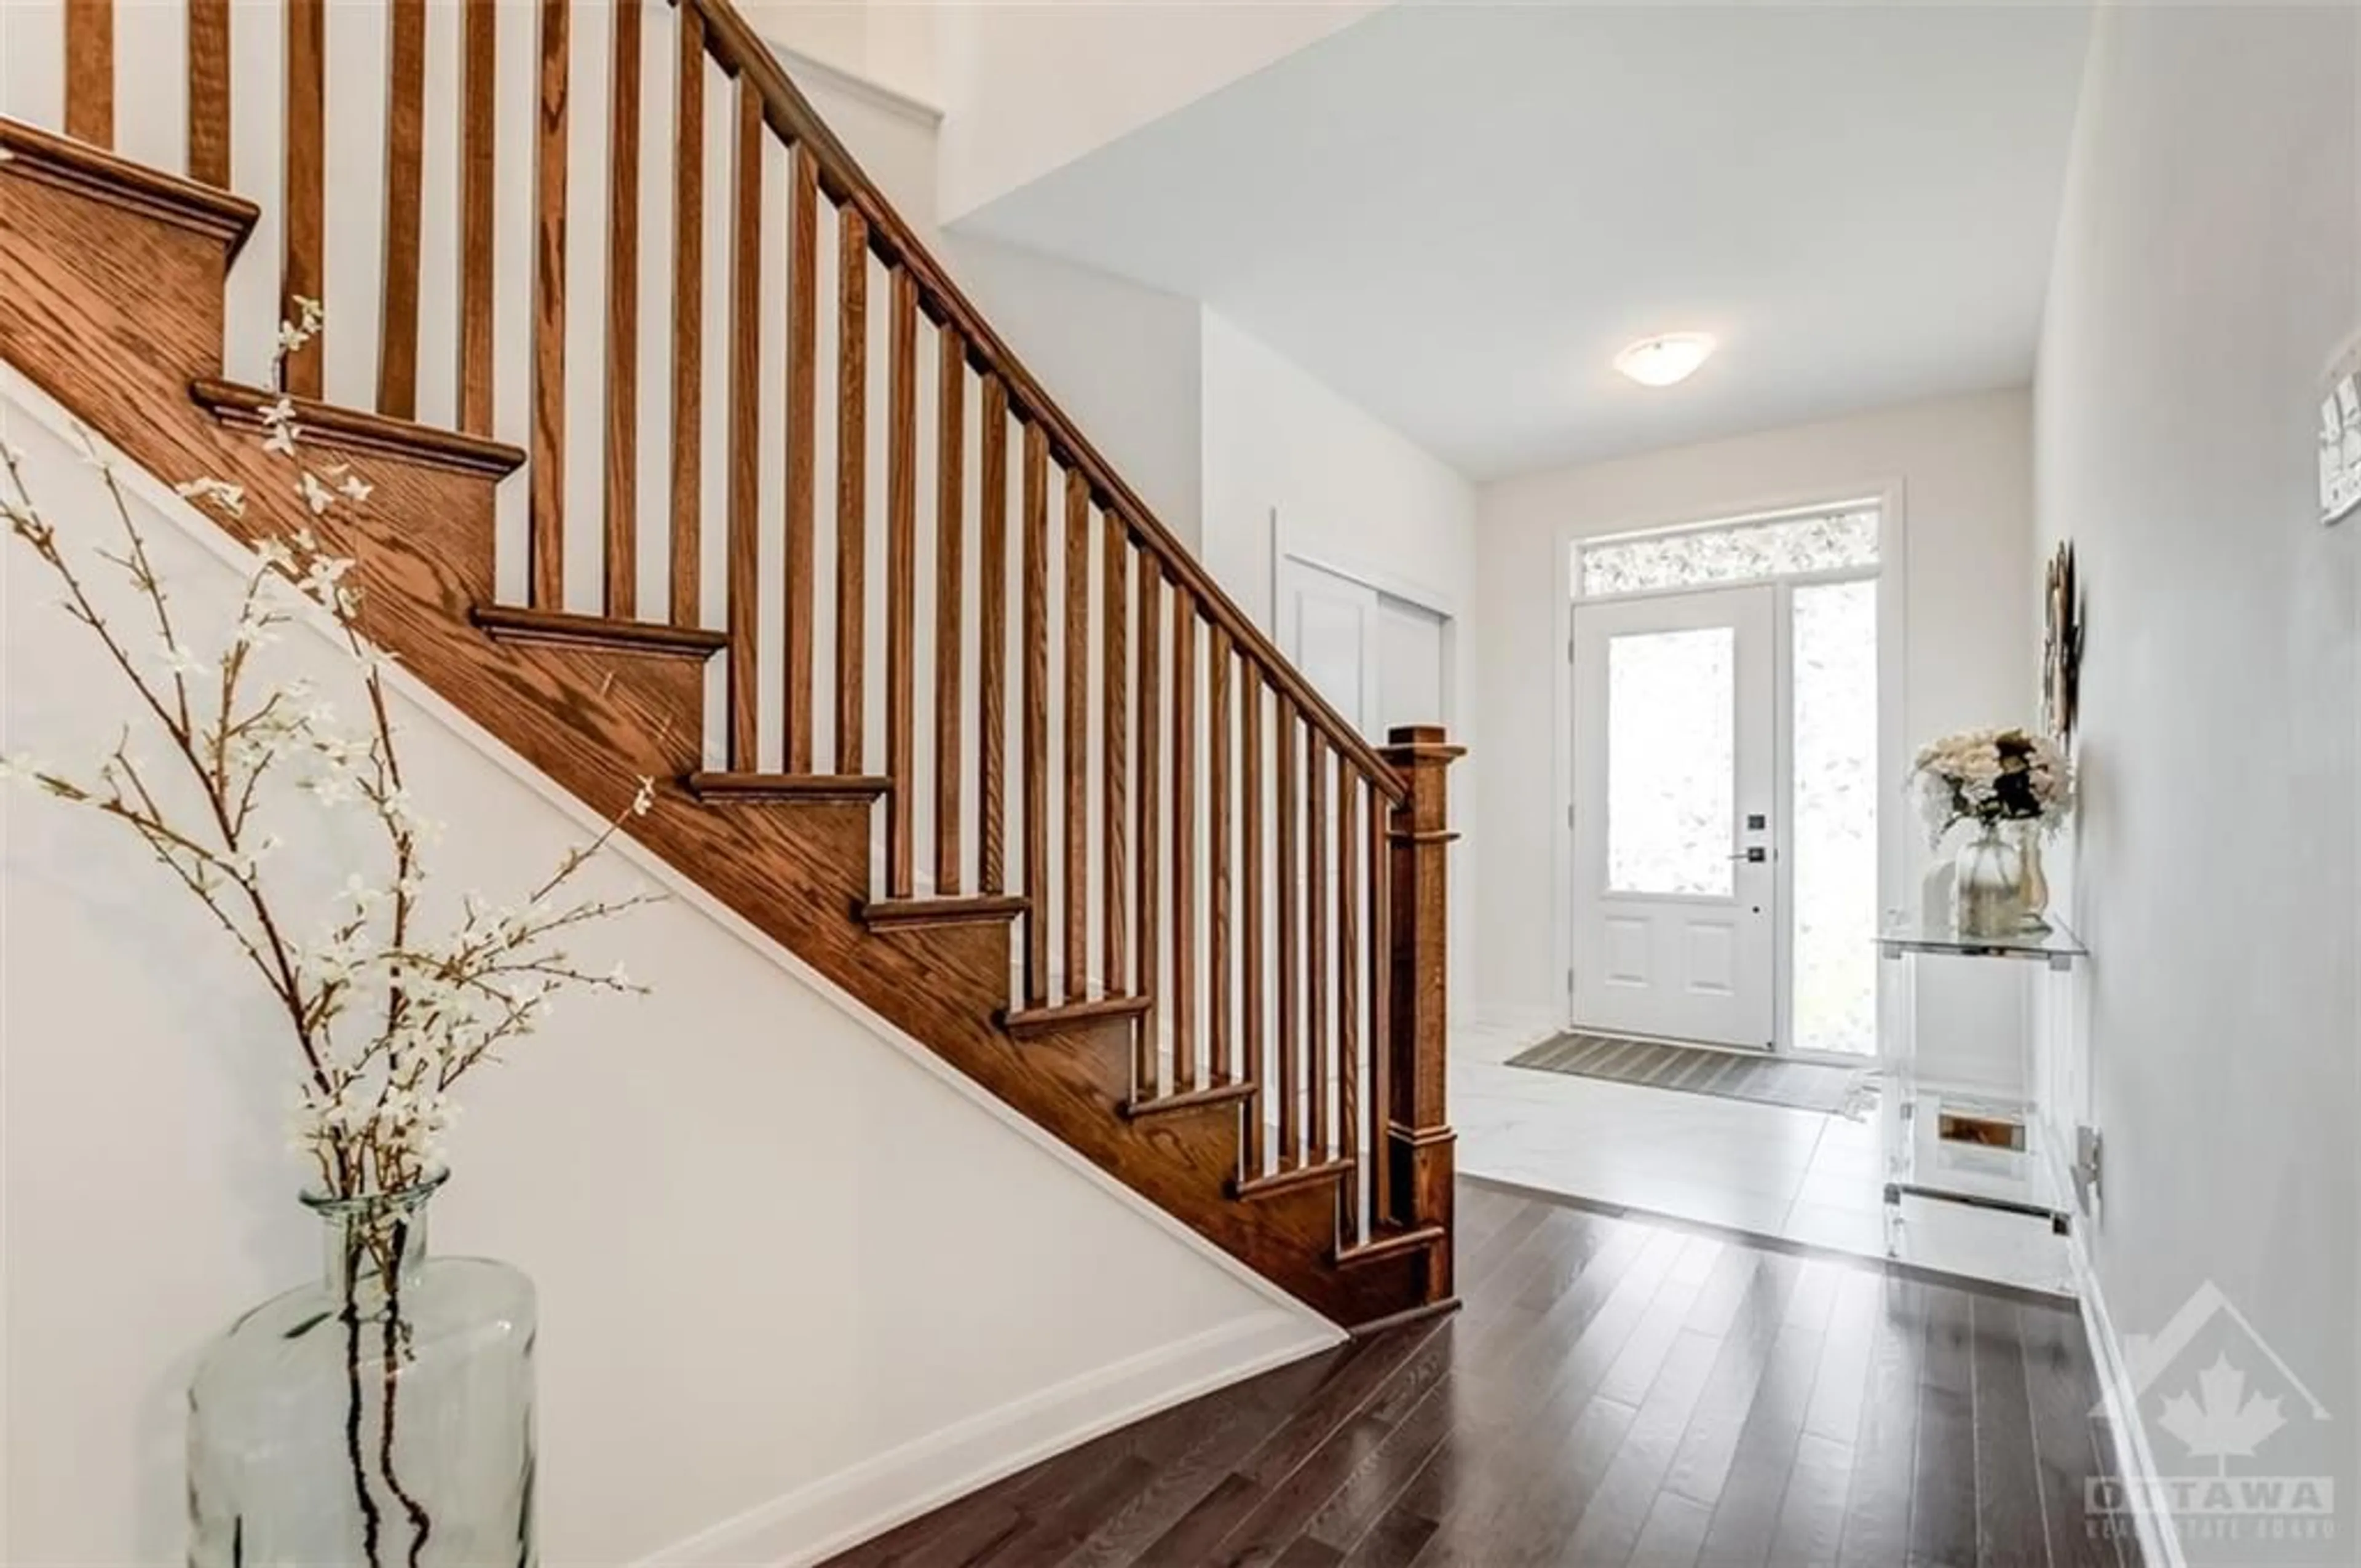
1277;558;1377;735
1572;585;1776;1048
1376;595;1447;735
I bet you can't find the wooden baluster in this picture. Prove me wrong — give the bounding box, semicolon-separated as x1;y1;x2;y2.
668;5;704;625
1368;774;1391;1247
599;0;642;616
282;0;324;397
458;0;497;435
187;0;231;188
783;146;818;769
378;0;427;420
831;208;866;754
725;84;762;764
1209;627;1232;1085
1171;597;1196;1090
1241;674;1265;1178
1062;470;1090;997
1307;729;1328;1159
1134;554;1162;1096
65;0;114;149
1102;512;1129;991
885;269;919;897
934;329;967;893
1337;759;1361;1242
528;0;569;607
1021;422;1050;1004
978;377;1009;892
1276;709;1300;1165
1383;724;1461;1301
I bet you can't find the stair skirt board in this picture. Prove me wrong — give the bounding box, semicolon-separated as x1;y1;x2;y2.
0;365;1341;1344
631;1310;1335;1568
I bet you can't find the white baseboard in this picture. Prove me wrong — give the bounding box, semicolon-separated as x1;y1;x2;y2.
2074;1236;2188;1568
635;1310;1332;1567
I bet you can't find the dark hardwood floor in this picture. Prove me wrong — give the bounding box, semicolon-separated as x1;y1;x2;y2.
826;1178;2137;1568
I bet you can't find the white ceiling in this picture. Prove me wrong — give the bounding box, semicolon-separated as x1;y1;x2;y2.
954;3;2094;481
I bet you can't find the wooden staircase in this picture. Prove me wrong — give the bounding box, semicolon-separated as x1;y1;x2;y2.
0;0;1461;1332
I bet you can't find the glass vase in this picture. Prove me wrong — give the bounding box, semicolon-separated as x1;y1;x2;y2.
1953;821;2026;939
2014;820;2052;932
188;1174;537;1566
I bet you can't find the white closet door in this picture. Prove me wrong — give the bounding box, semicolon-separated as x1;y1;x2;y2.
1276;556;1378;735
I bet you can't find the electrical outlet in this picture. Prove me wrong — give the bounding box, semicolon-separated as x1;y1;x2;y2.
2073;1124;2103;1213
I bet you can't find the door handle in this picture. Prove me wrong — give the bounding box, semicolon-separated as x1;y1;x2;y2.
1729;847;1769;863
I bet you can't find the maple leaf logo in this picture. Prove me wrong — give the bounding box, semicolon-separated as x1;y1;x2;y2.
2157;1354;2286;1473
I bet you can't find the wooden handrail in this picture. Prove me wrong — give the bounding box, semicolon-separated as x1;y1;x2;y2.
675;0;1407;805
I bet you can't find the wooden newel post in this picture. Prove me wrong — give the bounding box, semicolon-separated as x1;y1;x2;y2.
1382;723;1461;1303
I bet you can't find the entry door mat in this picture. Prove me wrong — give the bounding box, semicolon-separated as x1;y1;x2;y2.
1506;1031;1872;1116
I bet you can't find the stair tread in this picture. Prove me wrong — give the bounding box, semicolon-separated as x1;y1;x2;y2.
687;771;890;804
1232;1157;1356;1202
191;379;525;477
1003;994;1154;1039
1334;1223;1447;1267
471;605;728;659
0;117;259;257
1121;1079;1256;1120
861;893;1030;930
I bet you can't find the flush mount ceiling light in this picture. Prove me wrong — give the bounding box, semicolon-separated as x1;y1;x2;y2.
1613;333;1717;387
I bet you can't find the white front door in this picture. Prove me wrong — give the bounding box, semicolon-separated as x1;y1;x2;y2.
1572;585;1777;1048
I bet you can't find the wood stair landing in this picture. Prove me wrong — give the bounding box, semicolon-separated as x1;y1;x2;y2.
0;81;1461;1332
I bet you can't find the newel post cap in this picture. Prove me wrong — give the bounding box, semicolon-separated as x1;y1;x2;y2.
1382;724;1466;767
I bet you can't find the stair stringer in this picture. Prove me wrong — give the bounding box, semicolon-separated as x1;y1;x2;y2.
0;122;1439;1329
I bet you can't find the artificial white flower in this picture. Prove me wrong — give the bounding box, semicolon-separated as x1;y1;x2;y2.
295;470;335;517
174;477;248;517
259;398;301;456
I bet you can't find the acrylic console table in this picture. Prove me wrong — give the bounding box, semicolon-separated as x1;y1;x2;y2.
1875;914;2087;1291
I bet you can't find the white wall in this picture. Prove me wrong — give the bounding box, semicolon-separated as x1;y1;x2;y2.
740;2;938;107
2032;4;2359;1547
794;58;1207;554
1473;389;2035;1079
0;385;1335;1566
946;234;1206;553
1198;309;1481;994
933;1;1382;223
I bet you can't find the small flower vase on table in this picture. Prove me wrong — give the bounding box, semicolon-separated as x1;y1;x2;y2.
1911;726;2073;940
1953;821;2026;939
2014;820;2052;932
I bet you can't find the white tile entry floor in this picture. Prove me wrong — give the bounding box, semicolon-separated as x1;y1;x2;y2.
1452;1016;2073;1293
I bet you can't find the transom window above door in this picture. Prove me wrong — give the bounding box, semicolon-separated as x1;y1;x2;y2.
1576;503;1881;599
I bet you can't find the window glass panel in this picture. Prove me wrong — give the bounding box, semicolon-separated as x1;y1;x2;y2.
1792;579;1879;1055
1607;628;1733;896
1580;508;1879;598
